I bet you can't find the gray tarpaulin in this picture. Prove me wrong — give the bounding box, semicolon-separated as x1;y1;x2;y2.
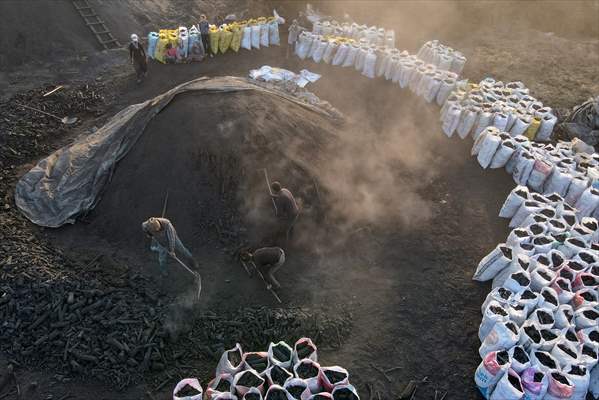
15;76;339;227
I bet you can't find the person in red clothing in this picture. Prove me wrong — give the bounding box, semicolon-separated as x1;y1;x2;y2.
164;43;177;64
241;247;286;290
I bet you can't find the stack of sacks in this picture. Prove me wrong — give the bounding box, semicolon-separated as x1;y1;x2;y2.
441;77;559;142
146;16;279;63
417;40;466;75
187;25;205;61
147;31;159;59
176;26;189;62
473;187;599;399
471;127;599;211
294;30;460;97
313;20;395;49
238;17;280;52
404;60;460;104
171;338;360;400
152;29;177;63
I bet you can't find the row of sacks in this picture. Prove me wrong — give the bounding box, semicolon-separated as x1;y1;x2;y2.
312;20;395;49
471;127;599;214
441;77;559;142
416;40;467;75
172;338;359;400
473;188;599;399
294;31;460;95
147;17;280;64
148;27;204;63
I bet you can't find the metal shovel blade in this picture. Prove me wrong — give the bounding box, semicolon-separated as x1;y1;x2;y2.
61;116;78;125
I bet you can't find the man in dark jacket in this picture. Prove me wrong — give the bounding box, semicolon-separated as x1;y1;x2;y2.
198;14;212;58
241;247;286;290
129;34;147;83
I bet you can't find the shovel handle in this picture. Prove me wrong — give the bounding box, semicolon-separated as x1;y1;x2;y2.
15;102;61;121
171;254;202;300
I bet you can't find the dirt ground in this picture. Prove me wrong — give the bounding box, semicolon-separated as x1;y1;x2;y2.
1;1;598;400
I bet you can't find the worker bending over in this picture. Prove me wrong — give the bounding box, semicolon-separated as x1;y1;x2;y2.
141;217;198;276
241;247;286;290
269;181;299;239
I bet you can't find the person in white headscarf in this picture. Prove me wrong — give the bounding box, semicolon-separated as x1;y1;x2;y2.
286;19;306;59
129;33;147;83
141;217;199;276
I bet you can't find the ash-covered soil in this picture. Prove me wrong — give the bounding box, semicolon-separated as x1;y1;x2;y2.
1;1;597;400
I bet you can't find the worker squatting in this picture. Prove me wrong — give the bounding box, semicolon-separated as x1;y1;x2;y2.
141;180;299;294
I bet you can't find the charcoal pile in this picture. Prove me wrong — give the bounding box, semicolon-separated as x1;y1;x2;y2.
0;246;168;388
473;187;599;399
170;307;353;363
0;82;110;194
172;338;359;400
1;246;352;390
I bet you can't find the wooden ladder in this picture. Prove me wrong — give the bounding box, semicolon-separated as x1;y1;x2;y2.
72;0;121;50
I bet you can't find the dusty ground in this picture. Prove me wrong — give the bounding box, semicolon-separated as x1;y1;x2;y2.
1;1;598;400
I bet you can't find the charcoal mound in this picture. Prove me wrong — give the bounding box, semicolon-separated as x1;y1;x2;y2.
87;88;340;251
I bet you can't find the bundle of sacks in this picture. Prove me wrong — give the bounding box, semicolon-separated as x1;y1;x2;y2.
473;187;599;399
471;127;599;213
312;20;395;49
416;40;467;75
147;17;280;64
249;66;321;88
171;338;359;400
441;77;559;142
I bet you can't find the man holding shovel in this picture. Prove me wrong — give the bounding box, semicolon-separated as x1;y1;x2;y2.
263;171;300;241
241;247;286;290
141;217;199;277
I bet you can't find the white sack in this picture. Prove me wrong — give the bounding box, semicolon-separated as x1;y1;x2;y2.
479;300;510;341
520;367;549;400
173;378;204;400
489;139;516;169
564;364;590;400
474;350;510;399
544;372;574;400
473;244;513;282
543;168;573;197
269;20;280;46
216;343;244;376
477;133;502;169
489;369;524;400
242;26;253;50
331;43;349;66
260;23;270;47
479;320;520;358
361;50;377;79
508;346;531;373
251;24;261;49
528;159;554;193
442;104;462;138
342;44;359;67
575;187;599;218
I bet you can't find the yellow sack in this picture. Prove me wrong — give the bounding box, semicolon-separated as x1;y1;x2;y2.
155;32;168;63
219;28;233;54
525;116;541;140
209;26;221;55
230;25;243;52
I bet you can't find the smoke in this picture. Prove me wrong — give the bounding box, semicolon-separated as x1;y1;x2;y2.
316;105;440;229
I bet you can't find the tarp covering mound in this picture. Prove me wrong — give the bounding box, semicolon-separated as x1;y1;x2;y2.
15;76;341;228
